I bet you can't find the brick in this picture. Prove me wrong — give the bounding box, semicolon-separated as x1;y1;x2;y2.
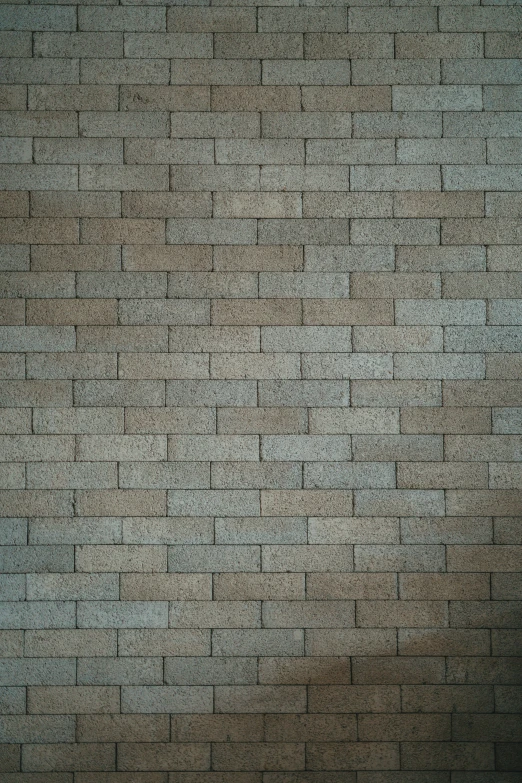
125;407;214;435
32;246;120;272
353;112;442;140
118;629;209;658
76;490;166;517
0;59;79;86
81;219;165;245
212;744;304;771
122;518;212;546
168;8;256;33
352;658;445;686
167;380;257;406
0;86;26;112
166;658;257;686
77;715;169;743
305;33;393;60
213;86;301;112
213;512;306;544
259;658;351;686
349;8;437;33
31;192;121;218
212;630;303;657
171;715;263;742
214;685;306;713
170;601;260;628
352;381;441;408
401;743;494;771
0;716;74;744
399;629;490;657
79;7;165;32
0;686;25;714
168;546;259;573
0;658;75;686
34;32;123;59
263;61;351;86
302;87;390;112
27;687;118;715
396;34;483;59
401;517;491;545
259;9;346;33
261;165;350;193
308;684;399;712
351;219;439;245
172;60;260;86
357;600;447;629
125;33;211;59
80;165;168;191
213;574;304;601
122;193;211;219
355;545;445;573
359;715;450;742
22;744;116;772
120;86;209;112
303;193;392;219
396;246;485;273
395;192;484;219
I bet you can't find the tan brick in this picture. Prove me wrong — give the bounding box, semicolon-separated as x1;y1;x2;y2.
26;300;117;326
77;715;169;743
27;687;119;715
259;657;351;685
171;715;263;743
212;300;301;326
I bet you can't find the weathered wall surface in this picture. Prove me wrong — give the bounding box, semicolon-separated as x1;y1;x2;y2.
0;1;521;780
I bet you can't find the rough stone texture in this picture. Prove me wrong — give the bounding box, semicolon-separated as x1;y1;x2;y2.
0;0;521;778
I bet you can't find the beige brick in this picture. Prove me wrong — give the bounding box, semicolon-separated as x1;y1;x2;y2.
307;574;397;600
302;87;390;111
77;715;169;744
76;490;166;517
214;245;302;272
117;743;210;772
212;87;301;112
401;407;491;435
261;491;352;517
213;574;304;601
359;715;450;742
214;685;306;714
27;300;116;326
170;715;261;743
352;657;445;685
27;687;119;715
356;600;448;628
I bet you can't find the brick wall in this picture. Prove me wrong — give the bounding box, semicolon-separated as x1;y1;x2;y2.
0;1;521;780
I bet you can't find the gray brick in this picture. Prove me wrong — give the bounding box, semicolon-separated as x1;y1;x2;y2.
172;59;260;87
263;61;350;86
168;545;260;573
215;34;302;60
77;658;162;686
79;7;165;33
0;716;74;744
0;659;75;686
121;686;212;714
168;8;256;33
349;8;437;33
0;545;74;574
27;574;118;602
118;629;209;658
77;601;168;629
213;630;304;657
259;9;346;33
